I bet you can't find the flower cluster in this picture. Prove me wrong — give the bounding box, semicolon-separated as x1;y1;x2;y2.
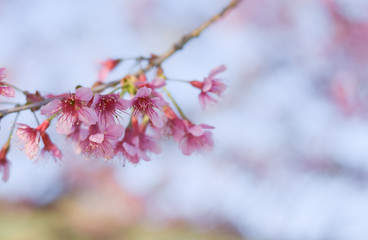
0;65;226;181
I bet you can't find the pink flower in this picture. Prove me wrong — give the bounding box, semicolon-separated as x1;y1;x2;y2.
40;87;97;134
41;133;62;161
98;58;121;82
77;122;124;159
0;143;11;182
190;65;227;109
128;87;167;128
0;68;15;98
115;118;160;164
16;120;50;159
163;106;186;142
92;93;130;125
180;120;214;155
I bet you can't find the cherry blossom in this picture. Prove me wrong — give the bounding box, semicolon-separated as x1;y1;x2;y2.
191;65;227;109
16;120;51;159
40;87;97;134
92;93;130;125
128;86;167;128
163;106;186;142
115;118;160;164
77;122;125;159
180;120;214;156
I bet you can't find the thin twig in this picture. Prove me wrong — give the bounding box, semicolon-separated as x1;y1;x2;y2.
0;0;241;118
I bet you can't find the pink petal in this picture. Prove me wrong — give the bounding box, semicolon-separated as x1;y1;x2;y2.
92;93;101;107
199;92;209;110
136;87;151;98
199;124;215;129
211;80;227;95
106;124;125;140
152;97;168;108
76;87;93;101
79;125;90;141
1;161;10;182
151;78;166;88
118;98;131;110
0;85;15;98
123;142;137;156
208;65;227;78
188;125;204;137
51;148;63;160
40;99;62;115
147;141;161;154
25;137;40;159
137;149;150;161
77;107;97;125
56;114;75;135
89;133;104;144
202;77;213;92
181;139;193;156
148;110;164;128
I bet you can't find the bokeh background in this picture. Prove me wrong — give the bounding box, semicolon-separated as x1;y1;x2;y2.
1;0;368;239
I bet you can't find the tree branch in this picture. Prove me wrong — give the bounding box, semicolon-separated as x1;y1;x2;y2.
0;0;241;119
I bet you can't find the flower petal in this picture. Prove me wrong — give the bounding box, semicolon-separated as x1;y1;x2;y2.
0;85;15;98
136;87;151;98
188;125;204;137
118;98;131;110
106;124;125;140
202;77;213;92
148;110;164;128
76;87;93;101
123;142;136;156
78;107;97;125
181;139;193;156
151;78;166;88
40;99;62;115
208;65;227;78
89;133;104;144
56;114;75;135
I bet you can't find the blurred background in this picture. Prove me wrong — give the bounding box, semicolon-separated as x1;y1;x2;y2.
1;0;368;239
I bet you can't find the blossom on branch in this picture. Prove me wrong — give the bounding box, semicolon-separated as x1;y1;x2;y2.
115;118;160;164
190;65;227;109
128;87;167;128
16;120;50;159
180;121;214;156
92;93;130;125
76;121;125;159
40;87;97;134
162;106;186;143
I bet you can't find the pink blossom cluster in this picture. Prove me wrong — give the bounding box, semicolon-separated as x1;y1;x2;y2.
0;65;226;181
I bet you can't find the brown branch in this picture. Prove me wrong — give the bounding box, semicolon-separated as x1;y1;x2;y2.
0;0;241;119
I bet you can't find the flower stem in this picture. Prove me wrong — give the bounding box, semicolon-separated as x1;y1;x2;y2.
32;111;40;125
47;112;59;122
163;87;187;119
107;86;122;94
6;111;20;145
166;78;191;83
